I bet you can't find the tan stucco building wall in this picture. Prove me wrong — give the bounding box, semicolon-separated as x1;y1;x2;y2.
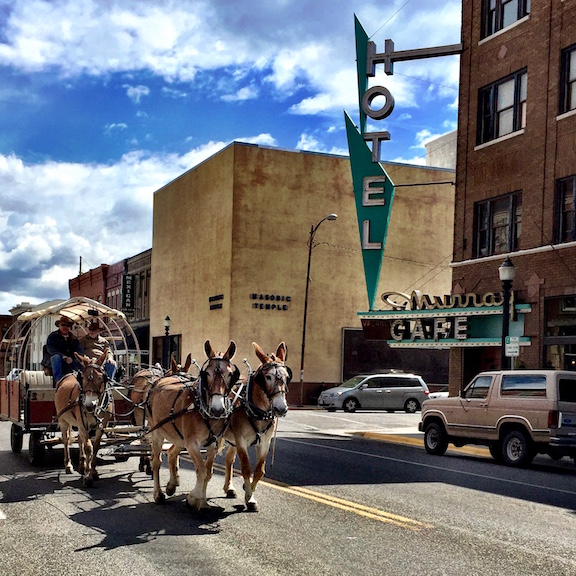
151;142;454;392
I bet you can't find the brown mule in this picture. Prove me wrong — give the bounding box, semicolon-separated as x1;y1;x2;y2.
54;350;111;487
147;340;239;512
128;355;193;475
220;341;291;511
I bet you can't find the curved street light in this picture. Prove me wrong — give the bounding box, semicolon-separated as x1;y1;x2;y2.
299;213;338;405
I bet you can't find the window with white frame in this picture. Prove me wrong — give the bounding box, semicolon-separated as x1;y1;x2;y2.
477;70;527;145
481;0;530;39
560;45;576;115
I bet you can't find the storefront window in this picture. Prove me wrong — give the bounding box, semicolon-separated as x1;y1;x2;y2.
544;296;576;370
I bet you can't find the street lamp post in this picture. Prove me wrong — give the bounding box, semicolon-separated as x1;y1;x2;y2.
299;213;338;406
162;315;171;369
498;257;515;370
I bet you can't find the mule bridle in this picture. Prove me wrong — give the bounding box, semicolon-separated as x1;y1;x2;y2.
244;362;290;421
198;356;238;420
144;359;238;447
56;363;110;427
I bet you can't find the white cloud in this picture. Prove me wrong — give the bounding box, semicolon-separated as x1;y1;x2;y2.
104;123;128;134
296;132;347;156
161;87;188;99
235;133;277;147
0;0;461;117
124;84;150;103
0;141;232;312
221;85;259;102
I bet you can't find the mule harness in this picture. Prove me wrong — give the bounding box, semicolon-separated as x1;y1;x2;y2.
55;364;111;430
229;361;289;446
144;372;232;448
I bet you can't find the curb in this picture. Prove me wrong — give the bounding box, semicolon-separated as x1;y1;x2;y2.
350;431;491;458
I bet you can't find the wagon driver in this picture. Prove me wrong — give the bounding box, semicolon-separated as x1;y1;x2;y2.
46;316;83;383
80;320;117;381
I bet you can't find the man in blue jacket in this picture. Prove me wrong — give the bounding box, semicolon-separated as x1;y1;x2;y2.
46;316;83;383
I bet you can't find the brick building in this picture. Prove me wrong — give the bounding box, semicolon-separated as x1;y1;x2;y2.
69;250;151;362
450;0;576;390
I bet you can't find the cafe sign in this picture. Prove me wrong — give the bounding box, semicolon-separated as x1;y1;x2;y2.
358;290;531;348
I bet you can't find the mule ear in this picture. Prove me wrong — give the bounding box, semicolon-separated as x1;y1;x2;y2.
275;342;287;362
224;340;236;360
75;352;90;365
183;353;192;373
171;353;179;373
252;342;268;364
96;348;108;367
204;340;214;358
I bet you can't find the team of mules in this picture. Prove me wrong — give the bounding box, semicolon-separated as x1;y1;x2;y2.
53;340;291;512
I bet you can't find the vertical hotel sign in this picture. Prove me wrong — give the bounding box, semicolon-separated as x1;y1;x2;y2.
345;16;461;310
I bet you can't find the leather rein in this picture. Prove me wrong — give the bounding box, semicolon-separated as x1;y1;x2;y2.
56;364;110;430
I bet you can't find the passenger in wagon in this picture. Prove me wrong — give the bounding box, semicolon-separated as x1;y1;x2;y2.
80;320;117;381
46;316;83;383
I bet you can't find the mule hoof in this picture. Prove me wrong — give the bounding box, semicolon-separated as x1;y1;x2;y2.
246;501;259;513
166;485;176;497
83;476;93;488
226;489;237;499
138;461;144;472
65;466;73;475
154;492;166;504
146;464;152;476
186;499;223;514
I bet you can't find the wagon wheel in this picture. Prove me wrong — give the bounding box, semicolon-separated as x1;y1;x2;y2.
28;431;46;466
10;423;24;453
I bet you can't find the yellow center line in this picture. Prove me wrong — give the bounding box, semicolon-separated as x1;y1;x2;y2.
354;432;491;457
211;463;433;531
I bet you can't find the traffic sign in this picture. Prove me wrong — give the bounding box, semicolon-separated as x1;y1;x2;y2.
505;336;520;357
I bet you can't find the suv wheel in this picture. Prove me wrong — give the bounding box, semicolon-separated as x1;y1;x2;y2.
424;422;448;455
343;398;359;413
501;430;534;467
404;398;420;413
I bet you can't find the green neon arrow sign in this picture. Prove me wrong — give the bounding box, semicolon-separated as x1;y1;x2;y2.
345;113;395;310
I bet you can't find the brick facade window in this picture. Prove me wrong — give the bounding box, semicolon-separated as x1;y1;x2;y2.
478;70;527;145
474;192;522;257
560;44;576;115
481;0;530;39
555;175;576;243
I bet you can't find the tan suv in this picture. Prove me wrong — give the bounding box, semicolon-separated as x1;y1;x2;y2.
419;370;576;467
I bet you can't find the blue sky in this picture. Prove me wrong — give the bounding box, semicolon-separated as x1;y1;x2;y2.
0;0;461;314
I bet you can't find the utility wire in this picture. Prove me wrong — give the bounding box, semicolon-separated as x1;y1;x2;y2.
369;0;415;39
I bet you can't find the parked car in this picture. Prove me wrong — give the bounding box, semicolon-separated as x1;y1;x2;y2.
419;370;576;467
428;386;449;400
317;372;430;413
